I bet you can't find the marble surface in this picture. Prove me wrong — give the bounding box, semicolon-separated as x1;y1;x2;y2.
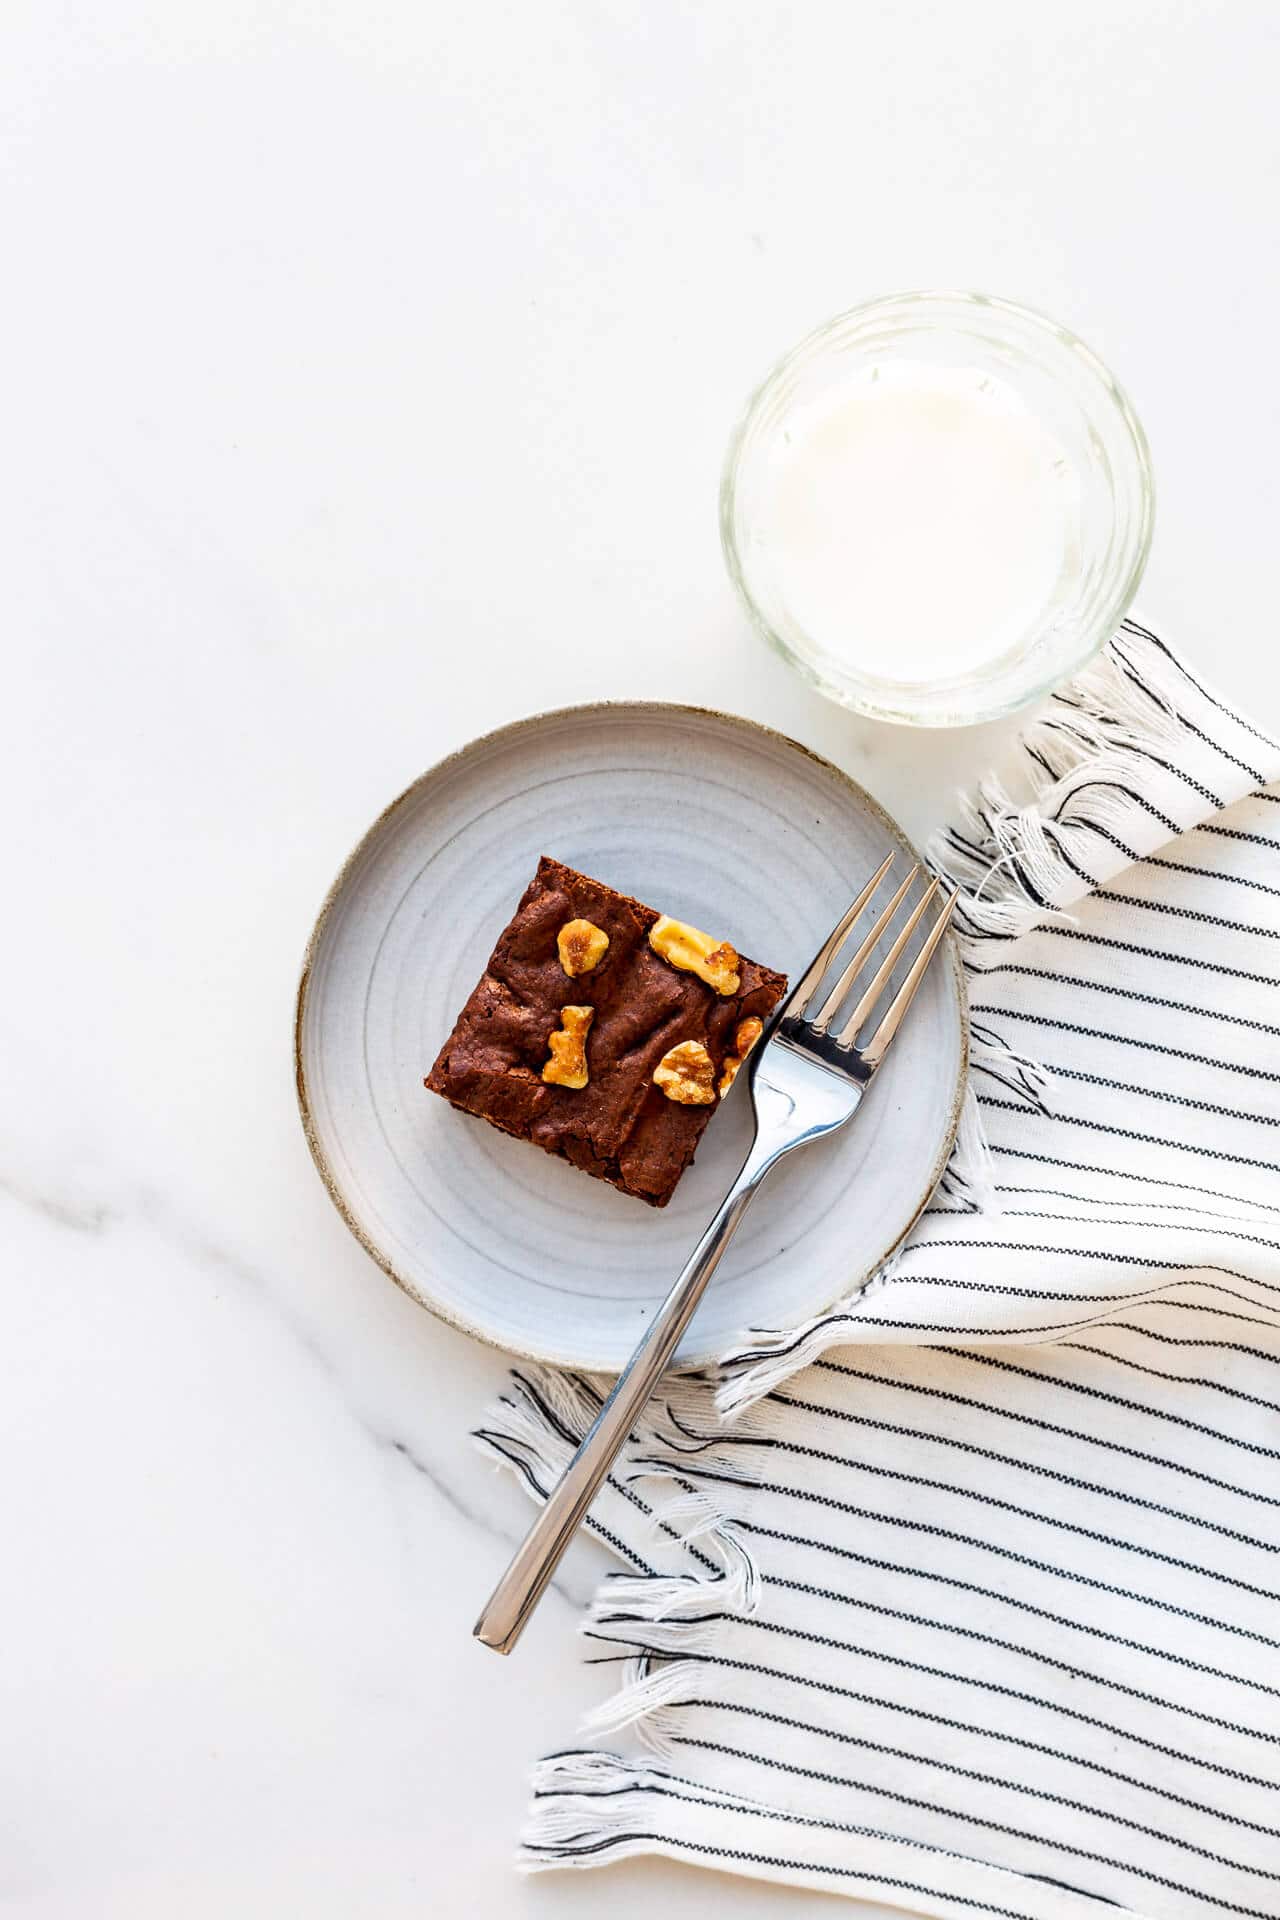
5;3;1279;1915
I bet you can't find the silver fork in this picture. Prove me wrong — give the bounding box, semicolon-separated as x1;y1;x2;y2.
474;857;957;1654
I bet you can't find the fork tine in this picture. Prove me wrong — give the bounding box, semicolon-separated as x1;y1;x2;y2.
858;889;958;1067
807;867;918;1033
786;854;895;1016
833;877;941;1048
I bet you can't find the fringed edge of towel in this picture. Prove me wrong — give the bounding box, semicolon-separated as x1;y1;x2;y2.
474;1364;765;1667
520;1749;767;1863
931;617;1265;962
518;1749;1152;1918
475;1368;770;1761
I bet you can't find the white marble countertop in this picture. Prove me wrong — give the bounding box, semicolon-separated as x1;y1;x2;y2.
6;4;1278;1915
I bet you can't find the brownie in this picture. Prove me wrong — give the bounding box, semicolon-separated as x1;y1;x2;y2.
425;856;787;1206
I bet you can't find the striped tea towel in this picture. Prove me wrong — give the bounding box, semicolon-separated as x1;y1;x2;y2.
478;623;1280;1920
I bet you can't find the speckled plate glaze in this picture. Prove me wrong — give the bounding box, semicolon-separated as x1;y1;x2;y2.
295;704;966;1372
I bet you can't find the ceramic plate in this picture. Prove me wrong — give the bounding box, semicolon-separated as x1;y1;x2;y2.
295;704;966;1371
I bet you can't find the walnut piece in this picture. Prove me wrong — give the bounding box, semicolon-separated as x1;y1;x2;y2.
718;1016;764;1095
557;917;610;977
648;915;741;995
653;1039;717;1105
541;1005;594;1089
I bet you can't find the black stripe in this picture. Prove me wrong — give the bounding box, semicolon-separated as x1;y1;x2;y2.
996;1210;1280;1264
982;1095;1280;1179
932;1344;1280;1444
1043;921;1280;988
840;1275;1276;1322
1143;850;1280;899
909;1249;1280;1311
1068;1322;1280;1365
971;1000;1280;1086
980;961;1280;1039
727;1295;1280;1379
882;1290;1280;1336
840;1305;1280;1351
525;1827;1055;1920
994;1182;1280;1231
1060;1339;1280;1417
989;1143;1280;1219
1042;1060;1280;1129
1200;818;1280;851
1094;887;1279;941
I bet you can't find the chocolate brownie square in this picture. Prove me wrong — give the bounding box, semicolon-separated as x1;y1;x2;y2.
425;856;788;1206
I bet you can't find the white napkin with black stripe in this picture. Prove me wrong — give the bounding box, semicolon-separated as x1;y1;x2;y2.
479;624;1280;1920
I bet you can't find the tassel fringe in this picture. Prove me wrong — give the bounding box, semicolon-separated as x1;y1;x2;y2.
928;621;1221;972
475;1367;764;1757
521;1748;773;1867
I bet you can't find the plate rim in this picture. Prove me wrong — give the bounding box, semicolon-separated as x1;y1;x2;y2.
293;699;969;1371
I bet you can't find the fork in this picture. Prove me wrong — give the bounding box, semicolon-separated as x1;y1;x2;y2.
474;857;956;1654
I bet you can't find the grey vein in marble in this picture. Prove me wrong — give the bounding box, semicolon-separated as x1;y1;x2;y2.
2;1162;544;1580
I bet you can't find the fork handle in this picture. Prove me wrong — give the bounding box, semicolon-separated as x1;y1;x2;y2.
473;1139;777;1654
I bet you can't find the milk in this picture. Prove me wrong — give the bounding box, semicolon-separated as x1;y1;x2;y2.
756;363;1081;686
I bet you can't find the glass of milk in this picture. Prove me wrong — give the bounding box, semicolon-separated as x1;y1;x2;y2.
721;291;1153;727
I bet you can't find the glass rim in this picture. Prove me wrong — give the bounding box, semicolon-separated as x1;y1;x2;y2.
719;289;1156;729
